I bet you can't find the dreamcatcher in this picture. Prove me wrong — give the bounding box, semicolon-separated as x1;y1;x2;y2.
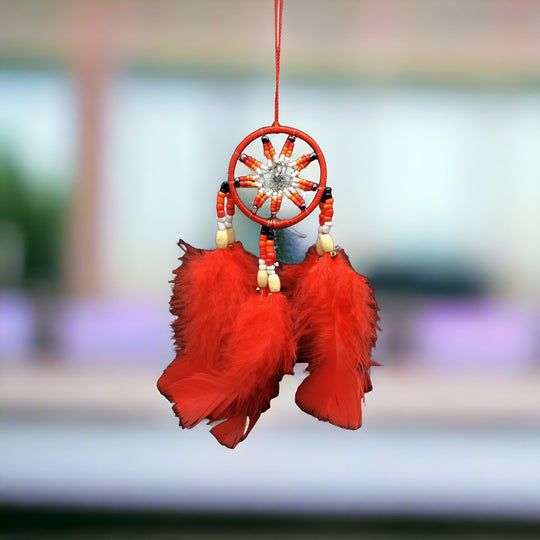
157;0;379;449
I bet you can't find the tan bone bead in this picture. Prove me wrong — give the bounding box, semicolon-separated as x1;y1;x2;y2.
268;273;281;293
215;230;228;249
257;269;269;288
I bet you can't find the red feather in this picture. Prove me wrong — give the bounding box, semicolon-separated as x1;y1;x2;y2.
169;290;296;448
279;245;319;297
157;240;257;407
289;248;379;429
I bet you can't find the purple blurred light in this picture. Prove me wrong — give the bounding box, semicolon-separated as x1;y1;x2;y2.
0;292;35;361
414;300;537;368
56;299;173;364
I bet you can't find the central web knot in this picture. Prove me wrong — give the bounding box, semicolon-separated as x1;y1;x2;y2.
261;161;294;193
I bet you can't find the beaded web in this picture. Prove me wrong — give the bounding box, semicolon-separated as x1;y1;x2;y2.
228;126;327;229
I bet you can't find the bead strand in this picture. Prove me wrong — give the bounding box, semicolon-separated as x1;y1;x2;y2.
225;189;236;244
239;153;263;172
234;175;259;188
295;178;318;192
316;186;335;255
257;226;281;292
270;193;283;218
284;187;306;210
257;227;269;288
294;152;317;172
279;134;296;159
216;182;236;249
252;190;270;214
265;228;281;292
262;135;276;164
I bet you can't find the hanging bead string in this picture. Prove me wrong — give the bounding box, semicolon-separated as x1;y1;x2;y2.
215;182;235;249
273;0;284;126
316;187;336;256
258;226;280;292
225;190;235;244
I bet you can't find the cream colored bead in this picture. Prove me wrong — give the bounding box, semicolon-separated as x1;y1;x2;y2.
226;227;235;244
268;273;281;293
257;269;268;288
316;236;324;256
318;233;334;254
215;230;228;249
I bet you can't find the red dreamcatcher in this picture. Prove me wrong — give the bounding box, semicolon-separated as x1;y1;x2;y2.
157;0;379;449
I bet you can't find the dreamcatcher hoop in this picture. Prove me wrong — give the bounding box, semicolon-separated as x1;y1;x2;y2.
228;124;327;229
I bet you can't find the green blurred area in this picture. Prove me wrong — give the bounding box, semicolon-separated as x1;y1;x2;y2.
0;149;64;289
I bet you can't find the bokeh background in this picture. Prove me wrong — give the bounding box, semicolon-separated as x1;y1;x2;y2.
1;0;539;537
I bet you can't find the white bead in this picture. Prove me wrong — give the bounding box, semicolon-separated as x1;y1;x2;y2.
267;265;275;275
268;273;281;293
319;233;334;253
257;270;268;288
217;222;226;231
215;230;228;249
322;224;331;234
217;216;226;223
316;236;324;256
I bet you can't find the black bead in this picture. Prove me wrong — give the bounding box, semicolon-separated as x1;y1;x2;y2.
321;187;333;202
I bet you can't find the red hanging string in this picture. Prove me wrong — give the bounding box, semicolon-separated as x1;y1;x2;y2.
273;0;284;127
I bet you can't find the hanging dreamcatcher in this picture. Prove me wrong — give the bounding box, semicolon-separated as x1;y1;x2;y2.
157;0;379;449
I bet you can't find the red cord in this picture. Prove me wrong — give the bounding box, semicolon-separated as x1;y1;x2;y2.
273;0;284;127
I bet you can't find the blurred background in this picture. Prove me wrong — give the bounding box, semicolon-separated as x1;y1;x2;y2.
1;0;539;537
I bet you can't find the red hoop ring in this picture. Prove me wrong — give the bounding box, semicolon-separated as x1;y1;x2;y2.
228;125;327;230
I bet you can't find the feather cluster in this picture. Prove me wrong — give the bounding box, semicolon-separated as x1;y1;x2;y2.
158;240;379;448
287;249;379;430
